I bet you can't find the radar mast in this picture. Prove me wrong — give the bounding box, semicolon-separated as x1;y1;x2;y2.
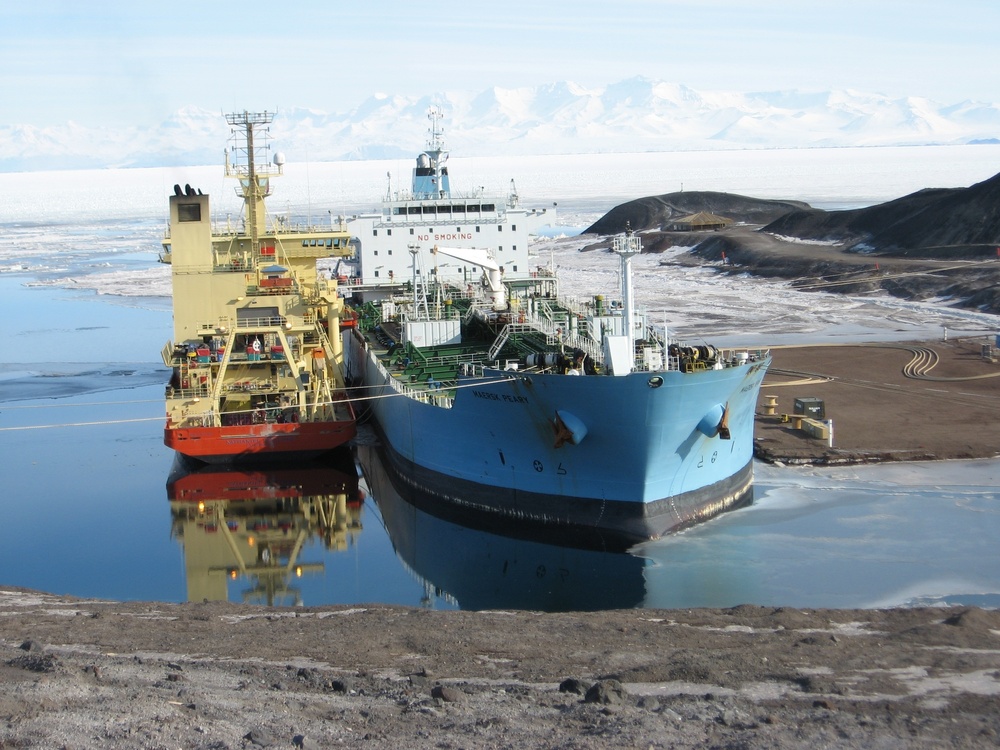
224;110;281;255
413;106;451;199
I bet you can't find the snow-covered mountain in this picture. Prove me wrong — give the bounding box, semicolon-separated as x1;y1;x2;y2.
2;77;998;172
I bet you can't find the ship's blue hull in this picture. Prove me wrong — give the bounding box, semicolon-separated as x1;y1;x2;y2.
356;443;650;608
346;331;769;544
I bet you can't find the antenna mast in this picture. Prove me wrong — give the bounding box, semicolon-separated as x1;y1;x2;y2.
224;110;280;255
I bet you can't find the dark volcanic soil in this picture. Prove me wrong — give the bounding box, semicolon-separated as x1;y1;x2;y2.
689;227;1000;313
584;179;1000;313
3;588;1000;749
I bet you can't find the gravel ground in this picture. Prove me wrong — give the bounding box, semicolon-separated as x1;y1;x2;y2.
755;338;1000;464
2;588;1000;748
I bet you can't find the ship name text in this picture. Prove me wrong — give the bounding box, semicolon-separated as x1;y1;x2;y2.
472;390;528;404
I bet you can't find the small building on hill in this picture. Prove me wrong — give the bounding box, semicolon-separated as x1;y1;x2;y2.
669;211;733;231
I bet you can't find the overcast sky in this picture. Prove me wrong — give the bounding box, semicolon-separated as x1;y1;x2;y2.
3;0;998;128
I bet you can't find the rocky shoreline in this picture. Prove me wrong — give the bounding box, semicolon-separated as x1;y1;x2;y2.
3;588;1000;748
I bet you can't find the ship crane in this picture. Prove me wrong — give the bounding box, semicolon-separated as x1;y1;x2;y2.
431;245;507;310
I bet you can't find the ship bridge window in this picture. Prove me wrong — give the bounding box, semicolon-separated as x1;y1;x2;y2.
467;205;480;213
482;204;496;212
452;205;466;214
407;207;421;215
178;203;201;222
422;206;437;215
326;238;333;247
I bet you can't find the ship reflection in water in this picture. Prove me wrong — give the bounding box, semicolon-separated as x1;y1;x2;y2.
356;444;650;611
167;450;362;605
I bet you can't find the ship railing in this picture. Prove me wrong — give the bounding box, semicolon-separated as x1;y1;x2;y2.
464;304;603;364
215;258;253;272
235;315;288;329
196;220;351;238
168;403;316;429
554;295;591;318
523;312;604;363
365;343;456;409
638;347;770;374
245;281;300;297
165;375;283;400
380;203;506;225
419;351;486;369
223;380;276;392
184;316;234;336
407;303;462;322
166;386;212;401
718;347;771;365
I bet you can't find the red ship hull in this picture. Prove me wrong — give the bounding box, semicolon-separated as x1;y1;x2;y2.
165;419;356;463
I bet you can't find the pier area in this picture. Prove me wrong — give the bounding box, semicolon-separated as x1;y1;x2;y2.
754;337;1000;465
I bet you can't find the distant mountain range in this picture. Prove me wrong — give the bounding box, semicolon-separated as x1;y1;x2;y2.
3;76;999;172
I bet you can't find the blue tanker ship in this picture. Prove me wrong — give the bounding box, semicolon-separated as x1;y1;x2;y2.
341;111;770;545
343;231;769;546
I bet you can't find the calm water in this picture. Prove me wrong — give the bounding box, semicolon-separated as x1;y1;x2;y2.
2;148;999;610
2;272;997;610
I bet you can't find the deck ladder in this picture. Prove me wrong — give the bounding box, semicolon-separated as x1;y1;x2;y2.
487;325;511;361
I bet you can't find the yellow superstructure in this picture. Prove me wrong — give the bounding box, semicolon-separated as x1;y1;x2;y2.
160;111;356;461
